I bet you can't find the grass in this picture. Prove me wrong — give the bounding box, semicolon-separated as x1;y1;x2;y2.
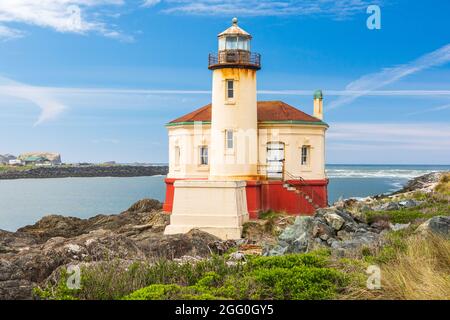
34;172;450;301
342;233;450;300
436;173;450;196
35;251;348;300
0;164;35;172
364;180;450;225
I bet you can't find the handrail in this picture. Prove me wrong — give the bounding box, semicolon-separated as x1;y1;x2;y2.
208;50;261;70
283;170;326;208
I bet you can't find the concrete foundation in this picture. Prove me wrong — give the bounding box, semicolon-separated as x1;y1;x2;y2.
164;180;249;240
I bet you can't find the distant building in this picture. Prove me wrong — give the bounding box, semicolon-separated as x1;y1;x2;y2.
22;156;49;165
18;152;61;165
0;154;16;164
8;159;23;166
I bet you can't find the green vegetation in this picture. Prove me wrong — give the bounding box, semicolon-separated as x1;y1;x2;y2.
436;173;450;196
33;173;450;301
364;191;449;225
0;164;35;172
342;233;450;300
35;251;348;300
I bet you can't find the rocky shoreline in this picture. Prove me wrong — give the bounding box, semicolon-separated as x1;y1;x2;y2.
0;171;448;300
0;165;168;180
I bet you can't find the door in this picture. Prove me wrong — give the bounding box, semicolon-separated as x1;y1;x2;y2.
266;142;285;180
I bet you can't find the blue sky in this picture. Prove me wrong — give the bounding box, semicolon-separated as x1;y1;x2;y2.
0;0;449;164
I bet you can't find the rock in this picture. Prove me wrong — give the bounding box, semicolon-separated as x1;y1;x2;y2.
126;199;162;213
17;215;88;242
389;223;411;232
395;172;442;194
312;221;335;241
265;216;314;255
335;210;356;223
0;165;169;180
137;229;222;260
0;280;34;300
0;230;37;254
371;220;391;231
398;200;422;208
324;213;345;231
417;216;450;237
228;252;246;263
330;232;381;258
336;230;353;241
16;199;169;244
372;202;401;211
0;198;234;300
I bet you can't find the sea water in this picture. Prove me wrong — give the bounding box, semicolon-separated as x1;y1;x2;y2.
0;165;449;231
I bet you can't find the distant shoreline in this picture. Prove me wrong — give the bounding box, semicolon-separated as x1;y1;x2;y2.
0;165;169;180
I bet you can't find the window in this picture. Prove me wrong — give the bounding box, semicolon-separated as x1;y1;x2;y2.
226;80;234;99
226;130;234;149
226;36;238;50
174;146;180;166
200;146;208;165
237;36;250;50
301;146;310;166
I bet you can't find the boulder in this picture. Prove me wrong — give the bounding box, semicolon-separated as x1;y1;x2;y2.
372;202;401;211
324;213;345;231
417;216;450;237
398;200;422;209
137;229;223;260
16;199;168;243
126;198;162;213
266;216;314;255
312;221;335;241
17;215;88;242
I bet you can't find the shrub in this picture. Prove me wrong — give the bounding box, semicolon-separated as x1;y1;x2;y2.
123;284;183;300
246;252;328;269
250;266;345;300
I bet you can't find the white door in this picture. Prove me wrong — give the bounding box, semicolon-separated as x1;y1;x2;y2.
266;142;284;179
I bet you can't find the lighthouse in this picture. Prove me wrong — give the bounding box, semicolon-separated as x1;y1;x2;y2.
208;18;260;181
164;18;329;240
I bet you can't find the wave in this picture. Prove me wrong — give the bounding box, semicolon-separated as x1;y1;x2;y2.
326;168;446;179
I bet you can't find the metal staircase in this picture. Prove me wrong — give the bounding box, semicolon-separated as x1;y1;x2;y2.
257;163;326;211
282;171;322;211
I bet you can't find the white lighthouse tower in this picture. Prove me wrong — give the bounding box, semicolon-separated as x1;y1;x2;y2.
209;18;261;180
164;19;254;239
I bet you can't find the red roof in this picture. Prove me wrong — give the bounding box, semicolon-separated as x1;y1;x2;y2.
169;101;324;124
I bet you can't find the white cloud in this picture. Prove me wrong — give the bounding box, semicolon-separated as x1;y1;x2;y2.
2;80;450;126
406;103;450;116
0;0;131;41
142;0;161;8
158;0;377;18
327;122;450;151
0;24;24;40
328;43;450;110
0;76;67;125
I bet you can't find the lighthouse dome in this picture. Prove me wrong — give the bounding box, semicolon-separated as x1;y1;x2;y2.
218;18;251;38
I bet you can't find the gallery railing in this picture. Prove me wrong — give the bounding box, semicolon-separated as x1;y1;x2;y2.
208;50;261;70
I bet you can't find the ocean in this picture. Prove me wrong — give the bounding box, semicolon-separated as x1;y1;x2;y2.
0;164;449;232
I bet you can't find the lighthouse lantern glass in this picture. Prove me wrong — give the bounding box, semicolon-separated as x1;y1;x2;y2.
238;36;250;51
220;36;250;51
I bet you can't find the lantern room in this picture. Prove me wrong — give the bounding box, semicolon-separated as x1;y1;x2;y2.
209;18;261;70
218;17;252;51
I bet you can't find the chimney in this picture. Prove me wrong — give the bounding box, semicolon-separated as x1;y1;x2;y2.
313;90;323;120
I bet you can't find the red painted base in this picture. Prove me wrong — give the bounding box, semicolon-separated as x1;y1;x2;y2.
163;178;329;219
